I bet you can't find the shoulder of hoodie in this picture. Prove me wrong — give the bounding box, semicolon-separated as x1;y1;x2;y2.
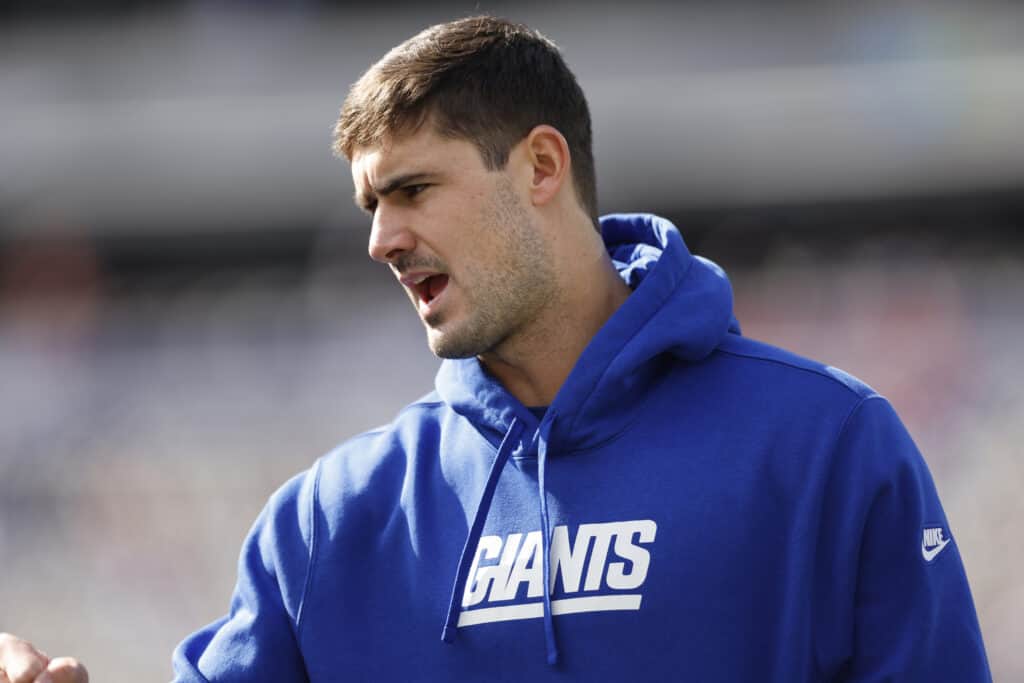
323;389;447;464
274;391;449;511
712;331;879;405
709;333;929;479
241;393;447;572
708;333;933;466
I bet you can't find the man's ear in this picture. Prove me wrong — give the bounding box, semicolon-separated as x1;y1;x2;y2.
523;125;571;208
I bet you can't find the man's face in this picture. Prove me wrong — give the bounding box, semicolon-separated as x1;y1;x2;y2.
351;126;556;359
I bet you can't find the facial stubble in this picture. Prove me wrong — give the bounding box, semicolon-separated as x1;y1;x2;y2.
425;178;557;359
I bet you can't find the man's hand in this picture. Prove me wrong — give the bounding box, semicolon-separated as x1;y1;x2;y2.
0;634;87;683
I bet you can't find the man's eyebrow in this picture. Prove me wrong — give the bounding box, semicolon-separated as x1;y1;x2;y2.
354;172;435;209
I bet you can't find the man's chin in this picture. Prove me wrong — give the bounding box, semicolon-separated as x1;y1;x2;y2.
426;325;488;359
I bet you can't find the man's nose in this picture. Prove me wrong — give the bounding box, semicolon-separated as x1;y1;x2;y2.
367;205;416;264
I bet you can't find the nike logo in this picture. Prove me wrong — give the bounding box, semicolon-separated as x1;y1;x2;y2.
921;527;951;562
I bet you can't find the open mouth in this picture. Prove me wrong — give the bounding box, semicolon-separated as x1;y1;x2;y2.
411;274;449;305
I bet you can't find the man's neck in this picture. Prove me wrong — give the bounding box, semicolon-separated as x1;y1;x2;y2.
478;249;631;408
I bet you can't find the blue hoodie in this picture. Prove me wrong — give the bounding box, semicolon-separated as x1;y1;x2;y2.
173;214;990;681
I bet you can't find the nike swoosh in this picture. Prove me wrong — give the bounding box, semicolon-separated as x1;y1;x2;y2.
921;538;951;562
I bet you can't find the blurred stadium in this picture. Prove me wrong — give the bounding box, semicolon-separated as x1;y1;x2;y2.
1;2;1022;680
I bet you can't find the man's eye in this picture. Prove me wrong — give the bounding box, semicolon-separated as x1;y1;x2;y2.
403;184;428;199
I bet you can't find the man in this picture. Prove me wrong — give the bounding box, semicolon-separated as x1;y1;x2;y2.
2;15;990;682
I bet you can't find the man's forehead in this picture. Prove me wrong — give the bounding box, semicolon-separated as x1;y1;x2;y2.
351;127;472;188
354;121;445;163
352;131;427;181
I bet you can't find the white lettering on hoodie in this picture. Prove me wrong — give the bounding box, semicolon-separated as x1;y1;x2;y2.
458;519;657;627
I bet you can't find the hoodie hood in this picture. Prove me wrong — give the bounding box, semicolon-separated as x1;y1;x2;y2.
436;212;739;452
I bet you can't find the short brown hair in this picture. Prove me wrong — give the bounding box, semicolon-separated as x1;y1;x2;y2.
333;16;598;223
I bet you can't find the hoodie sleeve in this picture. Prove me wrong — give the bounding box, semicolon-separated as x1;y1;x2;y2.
171;464;319;682
822;396;991;682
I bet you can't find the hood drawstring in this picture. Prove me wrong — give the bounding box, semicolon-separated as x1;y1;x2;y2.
533;413;559;665
442;417;525;644
440;412;562;666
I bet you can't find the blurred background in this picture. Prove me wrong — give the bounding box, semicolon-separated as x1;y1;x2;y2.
1;1;1021;680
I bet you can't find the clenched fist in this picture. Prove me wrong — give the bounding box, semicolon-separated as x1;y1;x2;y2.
0;634;87;683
